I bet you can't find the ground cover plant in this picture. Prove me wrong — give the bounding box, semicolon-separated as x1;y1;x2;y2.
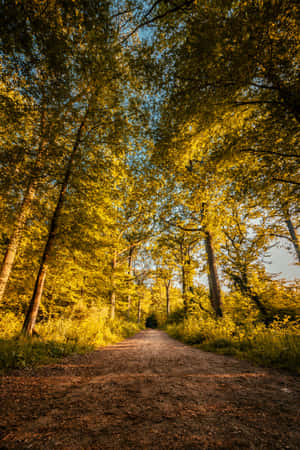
166;308;300;374
0;307;141;371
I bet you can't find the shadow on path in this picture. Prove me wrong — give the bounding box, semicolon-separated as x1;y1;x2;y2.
1;330;299;449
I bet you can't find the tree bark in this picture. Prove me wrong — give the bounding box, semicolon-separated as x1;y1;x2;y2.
0;109;47;303
110;291;116;320
204;230;223;317
179;242;189;314
0;179;37;302
110;251;117;320
181;264;186;296
127;245;134;317
165;279;171;317
22;114;87;336
137;295;141;323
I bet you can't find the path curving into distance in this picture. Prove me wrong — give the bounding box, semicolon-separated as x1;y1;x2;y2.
1;329;299;449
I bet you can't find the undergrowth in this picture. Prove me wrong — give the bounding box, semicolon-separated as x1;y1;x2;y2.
0;307;141;371
166;314;300;374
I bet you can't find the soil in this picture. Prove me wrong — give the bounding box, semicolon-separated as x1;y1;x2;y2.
0;329;299;449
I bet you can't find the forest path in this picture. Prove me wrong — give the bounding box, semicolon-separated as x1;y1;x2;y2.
0;329;299;449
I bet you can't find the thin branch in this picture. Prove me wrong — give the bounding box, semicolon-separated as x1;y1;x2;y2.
272;178;300;186
111;7;137;19
239;148;300;159
250;82;280;91
232;100;282;107
270;233;292;242
120;0;194;43
163;218;203;233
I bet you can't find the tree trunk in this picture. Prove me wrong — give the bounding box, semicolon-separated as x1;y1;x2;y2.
166;279;171;317
137;296;141;323
22;114;87;336
180;245;188;314
110;291;116;320
204;230;223;317
284;216;300;263
0;125;47;303
181;265;186;298
127;245;134;317
110;251;117;320
0;180;37;302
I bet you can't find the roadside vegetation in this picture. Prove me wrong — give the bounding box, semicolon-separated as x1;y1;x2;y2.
165;291;300;374
0;308;141;371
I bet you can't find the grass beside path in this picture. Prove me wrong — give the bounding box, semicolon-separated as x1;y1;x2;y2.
0;308;141;371
165;316;300;374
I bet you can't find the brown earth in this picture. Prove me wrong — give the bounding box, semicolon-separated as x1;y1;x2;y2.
0;329;299;449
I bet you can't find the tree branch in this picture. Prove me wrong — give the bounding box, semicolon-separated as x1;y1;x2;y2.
272;178;300;186
239;148;300;159
121;0;195;43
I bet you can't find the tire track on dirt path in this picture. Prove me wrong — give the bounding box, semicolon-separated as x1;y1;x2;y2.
1;329;299;449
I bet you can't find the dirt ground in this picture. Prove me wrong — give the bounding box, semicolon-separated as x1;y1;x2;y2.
0;330;299;449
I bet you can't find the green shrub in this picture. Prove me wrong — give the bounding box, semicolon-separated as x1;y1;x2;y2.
166;314;300;373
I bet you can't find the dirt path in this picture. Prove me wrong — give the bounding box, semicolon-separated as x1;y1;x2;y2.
0;330;299;449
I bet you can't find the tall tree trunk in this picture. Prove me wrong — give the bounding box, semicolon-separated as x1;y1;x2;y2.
284;216;300;263
22;114;87;336
0;180;37;302
204;230;223;317
0;132;47;303
137;295;141;323
165;279;171;317
181;265;186;298
127;245;134;317
110;251;117;320
110;291;116;320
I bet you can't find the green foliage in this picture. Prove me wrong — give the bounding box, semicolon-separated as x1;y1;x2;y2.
0;337;83;371
0;307;141;371
166;313;300;374
166;307;186;325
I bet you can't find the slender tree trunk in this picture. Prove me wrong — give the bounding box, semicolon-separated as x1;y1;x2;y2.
182;261;191;324
284;216;300;263
0;180;37;302
166;279;171;317
127;245;134;317
110;251;117;320
137;296;141;323
22;114;87;336
182;263;192;315
204;230;223;317
110;291;116;320
181;265;186;297
0;129;47;304
0;108;47;303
